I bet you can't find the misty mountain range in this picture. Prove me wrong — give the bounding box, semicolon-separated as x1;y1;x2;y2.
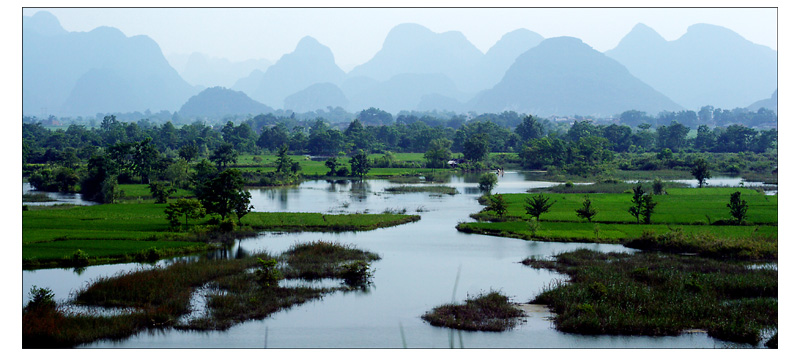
23;11;777;119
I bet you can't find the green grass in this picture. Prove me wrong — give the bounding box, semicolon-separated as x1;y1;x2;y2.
459;187;777;259
475;188;776;225
525;249;777;345
23;203;420;268
242;212;420;232
117;184;194;199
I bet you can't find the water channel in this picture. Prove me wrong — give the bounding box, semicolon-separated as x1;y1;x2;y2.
23;173;761;348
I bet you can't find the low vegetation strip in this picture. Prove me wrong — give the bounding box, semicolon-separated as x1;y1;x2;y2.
242;212;420;231
422;291;525;332
624;229;777;260
23;241;380;347
523;249;777;345
457;221;777;245
384;185;458;195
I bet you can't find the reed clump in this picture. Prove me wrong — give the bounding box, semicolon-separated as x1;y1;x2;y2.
421;291;525;332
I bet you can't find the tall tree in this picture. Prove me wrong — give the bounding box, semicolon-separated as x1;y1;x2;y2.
349;150;370;180
575;196;597;222
727;191;748;225
463;133;489;162
691;158;711;188
424;138;453;169
197;168;252;222
210;143;237;170
524;193;555;221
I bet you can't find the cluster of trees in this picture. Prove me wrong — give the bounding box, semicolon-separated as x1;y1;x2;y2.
24;107;777;195
618;107;776;129
25;109;776;172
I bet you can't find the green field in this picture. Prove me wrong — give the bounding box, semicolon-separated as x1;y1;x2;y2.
459;188;777;243
23;202;419;267
117;184;194;199
235;153;445;178
480;188;777;225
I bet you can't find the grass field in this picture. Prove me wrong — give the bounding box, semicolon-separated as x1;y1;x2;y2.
458;188;777;254
475;188;777;225
23;203;419;268
117;184;194;200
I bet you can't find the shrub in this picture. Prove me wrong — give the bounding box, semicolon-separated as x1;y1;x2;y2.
25;286;56;312
255;258;283;287
70;249;89;267
341;260;373;286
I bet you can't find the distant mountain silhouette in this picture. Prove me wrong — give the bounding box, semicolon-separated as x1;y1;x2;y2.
232;69;265;96
460;28;545;93
606;23;777;110
179;52;271;88
23;11;197;117
249;36;345;108
748;90;777;112
284;83;349;113
470;37;682;116
348;23;483;90
348;73;467;114
178;86;270;118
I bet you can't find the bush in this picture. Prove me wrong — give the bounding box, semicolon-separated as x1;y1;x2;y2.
70;249;89;267
25;286;56;312
255;258;283;287
340;260;373;286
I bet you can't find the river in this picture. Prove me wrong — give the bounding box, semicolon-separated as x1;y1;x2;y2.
23;172;756;348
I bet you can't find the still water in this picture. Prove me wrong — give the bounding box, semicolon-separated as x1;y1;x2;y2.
23;172;752;348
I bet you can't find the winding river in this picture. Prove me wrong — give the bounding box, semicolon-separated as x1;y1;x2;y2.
23;172;758;348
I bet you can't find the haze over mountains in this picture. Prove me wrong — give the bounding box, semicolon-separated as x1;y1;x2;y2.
22;11;778;120
606;23;777;110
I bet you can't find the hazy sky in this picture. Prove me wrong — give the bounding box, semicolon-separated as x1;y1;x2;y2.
21;6;777;72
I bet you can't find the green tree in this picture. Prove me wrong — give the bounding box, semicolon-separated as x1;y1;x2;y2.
325;157;338;176
132;138;159;184
275;144;295;175
463;133;489;162
575;196;597;222
478;172;498;193
515;115;546;142
210;143;237;170
149;181;176;204
691;158;711;188
628;184;657;224
727;191;748;225
165;199;206;230
524;193;555;221
350;150;370;180
424;138;452;169
628;184;646;223
486;194;508;217
197;168;252;222
178;143;199;163
641;194;657;224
